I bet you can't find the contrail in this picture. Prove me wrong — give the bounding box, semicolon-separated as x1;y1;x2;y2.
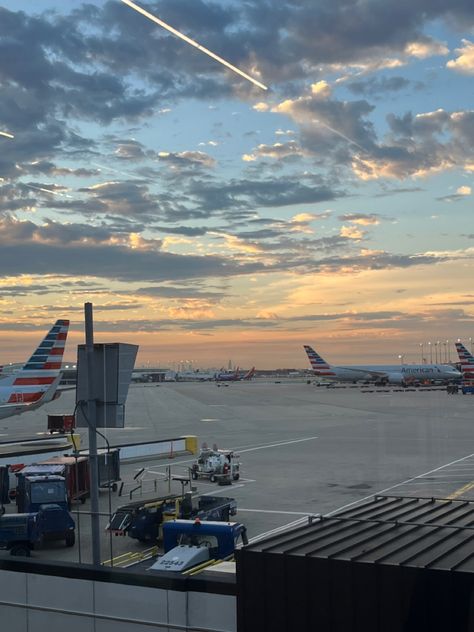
91;162;146;180
23;183;73;198
313;118;368;154
120;0;268;91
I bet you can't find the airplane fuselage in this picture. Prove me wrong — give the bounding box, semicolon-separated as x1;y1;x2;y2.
316;364;461;384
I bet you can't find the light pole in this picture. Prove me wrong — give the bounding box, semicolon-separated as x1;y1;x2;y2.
420;343;424;364
428;341;432;364
398;354;404;365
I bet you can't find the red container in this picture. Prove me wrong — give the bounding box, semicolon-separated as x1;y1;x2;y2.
47;414;76;434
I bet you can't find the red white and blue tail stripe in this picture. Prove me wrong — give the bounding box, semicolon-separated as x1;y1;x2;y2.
303;345;336;377
0;320;69;405
455;342;474;382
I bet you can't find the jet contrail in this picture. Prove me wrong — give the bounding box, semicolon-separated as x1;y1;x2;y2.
91;162;147;180
23;183;73;198
120;0;268;91
313;119;368;154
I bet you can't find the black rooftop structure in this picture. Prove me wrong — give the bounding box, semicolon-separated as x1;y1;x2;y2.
236;495;474;632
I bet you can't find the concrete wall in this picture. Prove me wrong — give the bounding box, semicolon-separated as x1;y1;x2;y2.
0;566;236;632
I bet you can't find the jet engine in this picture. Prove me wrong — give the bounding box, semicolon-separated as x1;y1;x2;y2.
387;373;407;385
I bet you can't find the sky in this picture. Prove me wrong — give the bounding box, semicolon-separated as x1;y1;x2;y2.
0;0;473;369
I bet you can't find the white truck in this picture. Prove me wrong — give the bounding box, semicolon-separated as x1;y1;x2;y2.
191;444;241;483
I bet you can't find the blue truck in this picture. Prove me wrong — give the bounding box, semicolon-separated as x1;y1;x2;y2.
11;474;76;548
0;513;43;556
150;519;248;573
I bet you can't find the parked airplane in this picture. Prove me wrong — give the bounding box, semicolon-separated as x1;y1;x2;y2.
0;319;70;419
216;367;240;381
455;342;474;381
215;366;255;381
304;345;461;386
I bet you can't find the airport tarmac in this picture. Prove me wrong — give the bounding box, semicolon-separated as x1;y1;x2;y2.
1;380;473;566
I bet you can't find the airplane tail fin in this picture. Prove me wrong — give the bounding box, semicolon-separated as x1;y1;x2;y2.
242;366;255;380
455;342;474;381
22;319;70;372
303;345;335;376
1;320;70;390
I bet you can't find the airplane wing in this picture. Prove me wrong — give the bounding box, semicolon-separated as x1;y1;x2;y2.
0;398;46;420
0;375;63;420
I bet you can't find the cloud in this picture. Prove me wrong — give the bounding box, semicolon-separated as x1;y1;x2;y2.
338;213;380;226
242;140;306;162
347;76;415;97
437;185;472;202
340;225;365;240
447;40;474;74
0;216;264;282
187;175;342;213
158;150;216;169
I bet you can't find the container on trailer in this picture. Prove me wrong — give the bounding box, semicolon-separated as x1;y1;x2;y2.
47;413;76;434
37;456;90;503
80;448;120;491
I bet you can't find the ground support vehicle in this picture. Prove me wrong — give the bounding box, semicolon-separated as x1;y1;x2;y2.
80;448;120;491
17;460;90;505
47;413;75;435
107;491;237;543
150;519;248;573
0;512;43;556
461;384;474;394
0;465;9;512
14;474;76;546
191;444;241;483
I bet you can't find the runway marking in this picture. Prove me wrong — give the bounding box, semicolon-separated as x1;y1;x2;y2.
237;436;319;454
325;450;474;517
238;508;309;516
247;517;310;544
202;484;245;496
249;452;474;543
447;481;474;500
400;479;474;485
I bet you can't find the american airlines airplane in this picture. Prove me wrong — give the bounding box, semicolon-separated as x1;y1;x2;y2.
304;345;461;386
0;319;70;419
455;342;474;381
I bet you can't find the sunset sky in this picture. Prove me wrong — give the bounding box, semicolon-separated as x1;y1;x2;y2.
0;0;473;369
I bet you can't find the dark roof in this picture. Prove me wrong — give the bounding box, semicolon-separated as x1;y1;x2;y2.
243;495;474;573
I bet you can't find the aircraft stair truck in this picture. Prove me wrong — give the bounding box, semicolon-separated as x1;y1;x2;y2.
106;491;237;544
150;518;248;573
15;474;76;547
191;444;241;483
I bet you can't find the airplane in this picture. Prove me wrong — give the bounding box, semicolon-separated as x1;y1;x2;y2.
241;366;256;380
216;367;240;381
303;345;461;386
215;366;255;381
455;342;474;381
0;319;70;419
